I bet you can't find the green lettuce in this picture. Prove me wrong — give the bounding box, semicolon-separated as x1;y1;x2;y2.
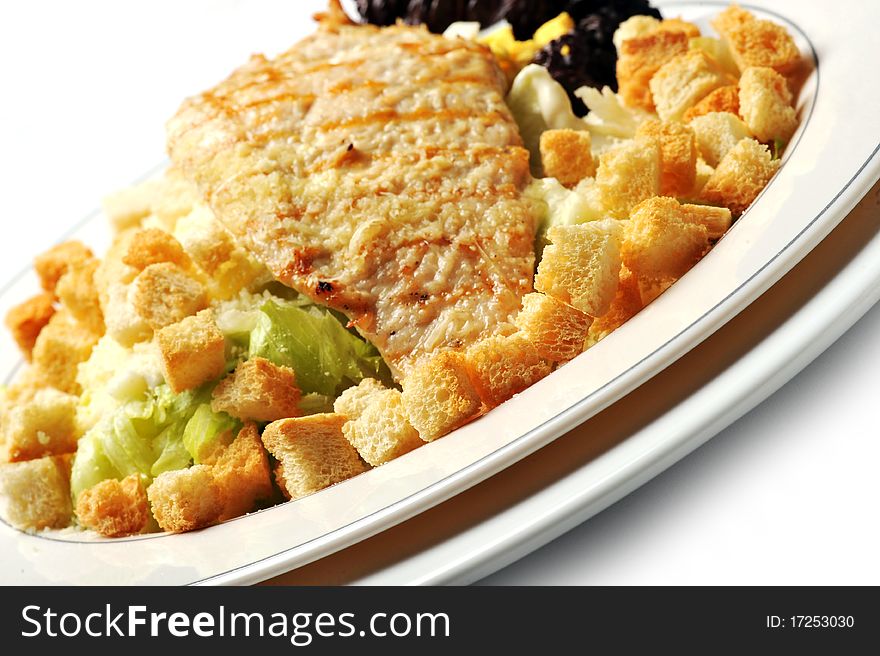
248;298;392;396
182;403;239;464
70;383;233;501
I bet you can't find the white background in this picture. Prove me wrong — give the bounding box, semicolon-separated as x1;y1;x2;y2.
1;1;877;585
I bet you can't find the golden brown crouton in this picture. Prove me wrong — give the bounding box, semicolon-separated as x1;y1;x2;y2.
147;465;224;533
649;50;730;122
261;414;367;500
658;17;701;39
333;378;388;420
211;357;301;422
534;221;622;317
635;120;697;197
701;138;779;216
0;455;72;530
712;6;799;75
130;262;207;331
56;258;104;335
31;310;99;394
622;197;711;280
539;129;595;187
682;85;740;122
738;66;798;143
156;309;226;393
679;203;733;240
595;139;662;217
514;293;592;363
4;292;55;360
33;240;94;294
617;29;689;111
75;474;150;537
400;350;482;442
208;423;274;521
636;276;676;305
121;227;192;272
689;111;753;167
1;388;78;462
710;5;754;35
586;266;645;346
342;389;423;466
464;334;553;408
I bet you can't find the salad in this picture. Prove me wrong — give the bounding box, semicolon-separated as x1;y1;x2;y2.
0;2;804;537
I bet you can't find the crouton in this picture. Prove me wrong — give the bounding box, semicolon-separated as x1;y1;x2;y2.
147;464;223;533
102;179;166;232
613;15;661;51
208;423;273;521
679;203;733;240
635;120;697;197
56;258;104;334
464;334;553;408
514;292;593;362
33;240;94;294
701;138;779;216
211;357;301;422
658;18;701;39
587;266;645;346
689;111;753;167
102;282;153;346
649;50;730;122
130;262;207;330
534;221;622;317
0;455;72;530
4;292;55;360
400;350;482;442
712;6;799;75
75;474;150;537
31;310;99;394
342;389;422;466
539;129;595;187
174;206;235;275
622;197;711;280
617;29;689;111
711;5;754;35
156;309;226;393
1;388;78;462
596;139;662;217
261;414;367;500
173;205;269;301
682;85;740;122
637;276;676;305
121;227;192;272
333;377;388;420
738;66;798;143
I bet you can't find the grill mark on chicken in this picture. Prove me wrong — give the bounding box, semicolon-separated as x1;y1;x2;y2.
167;23;537;375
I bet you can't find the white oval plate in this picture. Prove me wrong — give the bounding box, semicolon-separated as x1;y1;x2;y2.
2;0;880;585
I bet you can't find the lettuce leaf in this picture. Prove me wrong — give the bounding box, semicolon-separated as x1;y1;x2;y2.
248;299;392;396
70;383;230;501
182;404;239;464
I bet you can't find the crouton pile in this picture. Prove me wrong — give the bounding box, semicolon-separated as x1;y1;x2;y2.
0;5;804;538
389;5;803;443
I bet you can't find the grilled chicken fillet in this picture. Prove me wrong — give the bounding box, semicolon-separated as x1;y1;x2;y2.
167;21;537;375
